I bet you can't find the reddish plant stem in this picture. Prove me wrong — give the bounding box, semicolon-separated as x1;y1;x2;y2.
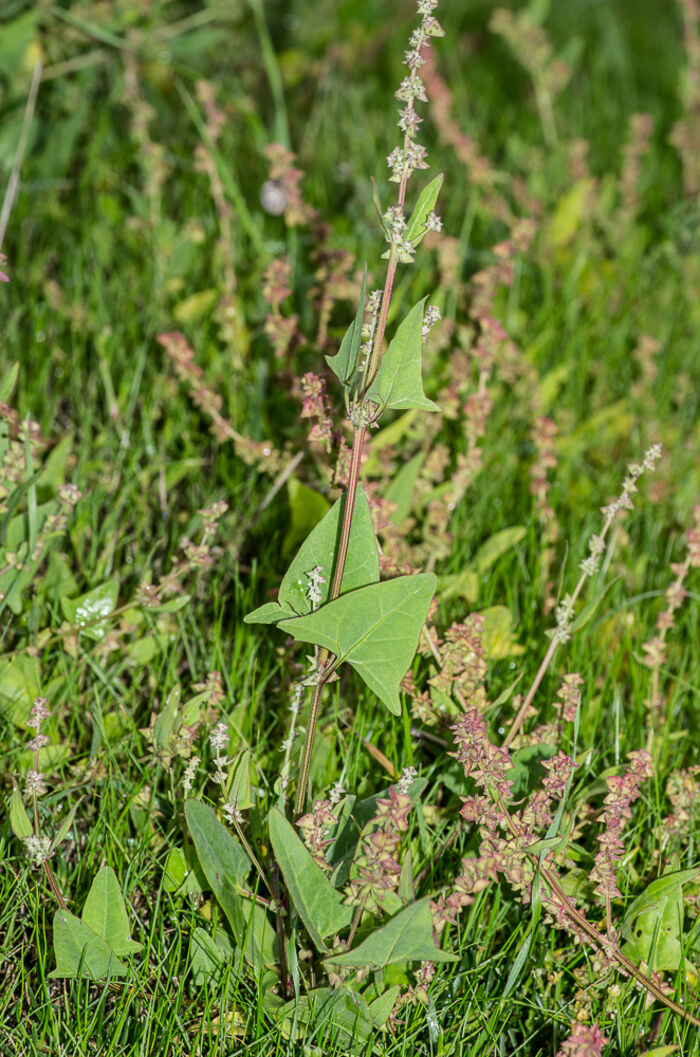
493;792;700;1027
294;426;366;816
293;142;412;816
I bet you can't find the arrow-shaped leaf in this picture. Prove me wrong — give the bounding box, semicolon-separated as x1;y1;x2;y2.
325;897;457;969
278;574;436;715
50;911;129;979
245;485;379;625
365;299;438;415
268;808;353;951
81;867;142;956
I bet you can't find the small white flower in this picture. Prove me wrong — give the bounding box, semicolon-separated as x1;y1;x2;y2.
209;723;229;751
305;566;327;609
397;766;418;794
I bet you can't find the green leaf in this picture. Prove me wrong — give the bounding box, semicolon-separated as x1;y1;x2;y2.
283;478;331;557
50;798;83;855
385;452;425;523
277;987;374;1046
228;750;255;811
9;785;32;840
60;579;120;641
50;911;128;979
163;846;206;896
325;266;367;388
479;605;524;659
621;868;700;971
0;362;19;404
185;800;277;971
151;595;191;614
439;569;480;604
279;574;436;715
365;298;439;414
368;985;401;1028
185;800;251;897
245;485;379;625
548;178;595;248
0;655;41;725
473;526;527;574
152;684;181;760
189;926;235;987
326;898;458;969
172;288;218;323
268;808;352;952
405;173;444;245
81;867;142;956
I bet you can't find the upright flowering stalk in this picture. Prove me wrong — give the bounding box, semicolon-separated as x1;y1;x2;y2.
245;0;446;816
590;750;654;934
505;445;663;747
346;772;417;915
641;505;700;735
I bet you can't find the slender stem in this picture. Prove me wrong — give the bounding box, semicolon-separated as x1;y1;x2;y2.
493;791;700;1028
231;816;272;896
347;897;367;947
294;673;327;817
293;126;415;815
504;513;613;748
42;860;68;911
0;61;42;250
329;427;367;599
503;637;559;748
294;426;368;816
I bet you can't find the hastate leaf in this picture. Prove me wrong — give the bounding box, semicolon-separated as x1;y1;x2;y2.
278;573;436;715
50;911;129;979
325;266;367;389
245;485;379;626
81;867;142;956
325;898;458;969
365;299;438;414
268;808;352;951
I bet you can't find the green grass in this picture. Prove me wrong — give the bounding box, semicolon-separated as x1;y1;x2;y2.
1;0;699;1053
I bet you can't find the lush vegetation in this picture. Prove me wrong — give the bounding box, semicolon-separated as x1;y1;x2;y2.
1;0;699;1054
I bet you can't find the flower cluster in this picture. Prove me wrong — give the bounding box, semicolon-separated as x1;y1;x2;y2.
383;0;444;252
429;616;488;710
21;697;53;866
304;565;327;610
550;446;663;644
297;794;340;870
555;1020;609;1057
619;113;654;222
346;785;414;914
158;331;281;471
642;504;700;672
451;708;514;801
262;142;317;227
300;372;334;451
590;750;654;918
